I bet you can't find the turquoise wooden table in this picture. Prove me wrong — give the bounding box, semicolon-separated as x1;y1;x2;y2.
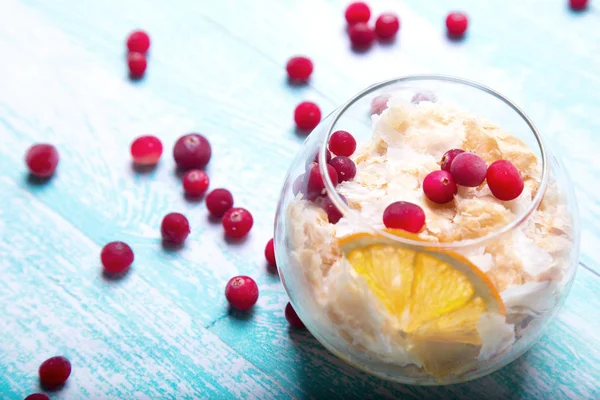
1;0;599;398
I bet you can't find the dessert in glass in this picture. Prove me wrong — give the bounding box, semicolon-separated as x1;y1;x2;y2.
274;76;580;385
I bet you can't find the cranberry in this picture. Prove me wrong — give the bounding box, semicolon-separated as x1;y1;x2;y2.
25;394;50;400
285;303;305;329
423;170;457;204
375;13;400;40
126;30;150;53
306;164;339;200
225;276;259;310
130;135;163;165
446;12;468;37
345;2;371;25
570;0;588;10
265;238;276;267
486;160;524;201
411;91;437;104
206;188;234;217
294;102;321;131
306;149;332;170
286;56;314;82
101;241;134;274
39;356;71;388
329;130;357;157
292;174;305;196
173;133;212;170
161;212;190;245
25;144;59;178
383;201;426;233
440;148;465;172
349;22;376;48
371;95;390;115
222;208;254;238
317;194;346;224
450;152;487;187
127;52;147;78
329;156;356;182
182;169;210;197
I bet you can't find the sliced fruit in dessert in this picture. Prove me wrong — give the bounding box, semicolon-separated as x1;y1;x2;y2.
338;230;505;377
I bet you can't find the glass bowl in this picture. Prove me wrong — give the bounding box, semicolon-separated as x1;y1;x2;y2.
274;75;580;385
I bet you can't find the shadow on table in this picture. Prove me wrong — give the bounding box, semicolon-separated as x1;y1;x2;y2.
287;330;530;400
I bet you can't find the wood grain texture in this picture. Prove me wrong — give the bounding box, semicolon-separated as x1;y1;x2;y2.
0;0;599;398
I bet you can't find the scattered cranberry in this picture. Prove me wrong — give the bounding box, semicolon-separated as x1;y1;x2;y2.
294;102;321;131
182;170;210;197
206;188;234;217
375;13;400;40
286;56;314;82
423;170;457;204
126;30;150;53
446;12;468;37
101;241;134;274
450;152;487;187
173;133;212;170
329;156;356;182
329;130;357;157
570;0;588;10
306;164;339;200
345;2;371;25
225;276;259;310
411;91;437;104
285;302;305;329
161;212;190;245
383;201;426;233
440;148;465;172
349;22;376;48
222;208;254;238
292;174;305;196
39;356;71;388
265;239;276;267
486;160;524;201
25;144;59;178
25;394;50;400
130;135;163;165
318;194;346;224
127;52;147;78
371;94;390;115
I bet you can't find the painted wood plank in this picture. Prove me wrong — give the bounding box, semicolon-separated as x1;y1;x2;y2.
0;0;331;330
0;176;293;399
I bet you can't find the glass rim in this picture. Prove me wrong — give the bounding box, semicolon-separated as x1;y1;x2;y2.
319;74;549;250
